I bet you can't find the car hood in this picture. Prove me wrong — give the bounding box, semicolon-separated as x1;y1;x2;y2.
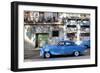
42;44;57;49
45;45;57;48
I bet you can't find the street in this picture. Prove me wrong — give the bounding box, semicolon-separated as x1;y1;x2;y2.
24;49;90;62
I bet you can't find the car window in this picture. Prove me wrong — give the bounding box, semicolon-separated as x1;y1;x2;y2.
58;42;64;45
65;42;74;46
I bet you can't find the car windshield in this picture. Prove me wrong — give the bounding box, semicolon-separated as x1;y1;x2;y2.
57;41;76;46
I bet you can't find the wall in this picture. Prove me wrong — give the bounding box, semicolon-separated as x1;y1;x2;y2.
0;0;99;73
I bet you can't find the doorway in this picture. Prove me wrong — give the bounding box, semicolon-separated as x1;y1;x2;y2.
35;33;49;48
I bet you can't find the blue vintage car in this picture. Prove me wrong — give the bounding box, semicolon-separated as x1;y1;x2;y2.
40;41;87;58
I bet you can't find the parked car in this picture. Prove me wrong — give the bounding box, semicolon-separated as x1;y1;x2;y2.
80;40;90;49
40;40;87;58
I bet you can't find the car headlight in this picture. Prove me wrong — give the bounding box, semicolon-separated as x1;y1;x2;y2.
44;48;49;52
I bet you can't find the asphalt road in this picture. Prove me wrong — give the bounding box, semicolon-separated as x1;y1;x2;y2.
24;55;90;62
24;49;90;62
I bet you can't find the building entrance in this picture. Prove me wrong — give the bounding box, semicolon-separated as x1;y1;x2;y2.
35;33;48;48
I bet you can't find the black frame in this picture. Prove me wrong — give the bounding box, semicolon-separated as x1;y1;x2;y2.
11;1;98;72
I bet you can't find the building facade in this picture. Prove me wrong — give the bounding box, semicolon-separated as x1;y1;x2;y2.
24;11;90;49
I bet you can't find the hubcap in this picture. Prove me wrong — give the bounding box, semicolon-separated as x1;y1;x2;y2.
74;51;79;56
45;53;50;58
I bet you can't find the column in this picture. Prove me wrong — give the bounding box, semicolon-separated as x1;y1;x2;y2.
76;21;81;45
64;19;68;40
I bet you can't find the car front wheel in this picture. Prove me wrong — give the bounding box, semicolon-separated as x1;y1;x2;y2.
73;51;80;56
44;52;51;58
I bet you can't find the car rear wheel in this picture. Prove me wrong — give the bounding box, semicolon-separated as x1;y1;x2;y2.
73;51;80;56
44;52;51;58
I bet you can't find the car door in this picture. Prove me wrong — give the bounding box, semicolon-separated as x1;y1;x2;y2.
62;42;75;54
53;42;65;55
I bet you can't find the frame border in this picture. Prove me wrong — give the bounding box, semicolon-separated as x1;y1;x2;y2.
11;1;98;72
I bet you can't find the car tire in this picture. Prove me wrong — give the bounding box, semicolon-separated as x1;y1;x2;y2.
73;51;80;56
44;52;51;58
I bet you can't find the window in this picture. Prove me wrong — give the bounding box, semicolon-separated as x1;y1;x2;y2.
65;42;72;46
58;42;64;45
81;33;90;36
52;30;59;37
